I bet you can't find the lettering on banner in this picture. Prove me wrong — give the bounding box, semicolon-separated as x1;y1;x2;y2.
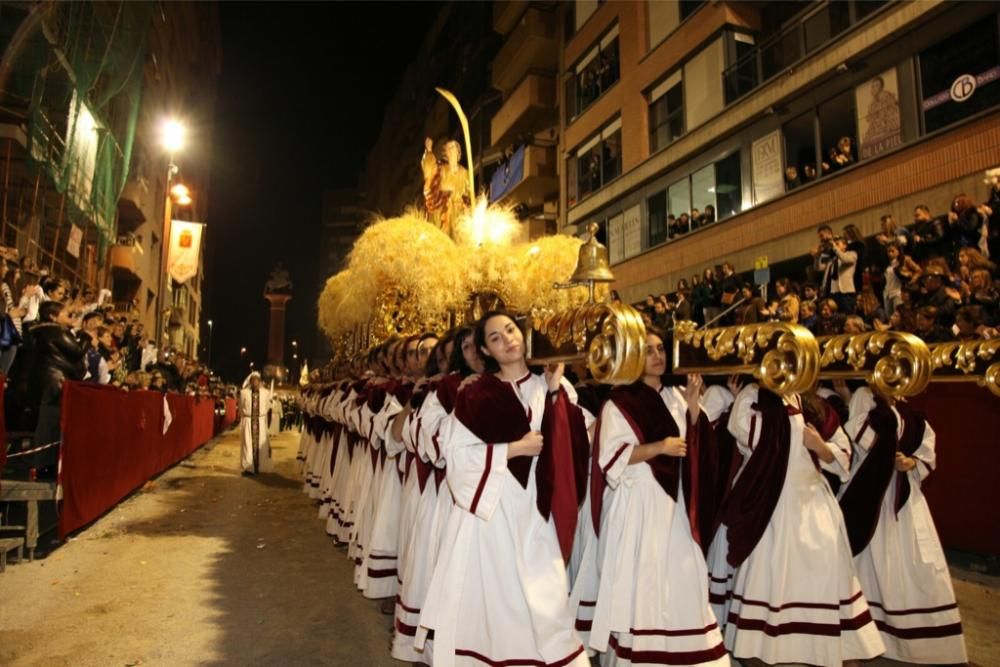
608;213;624;265
751;130;783;205
622;204;641;260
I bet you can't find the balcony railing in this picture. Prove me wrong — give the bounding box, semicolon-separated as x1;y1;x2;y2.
722;0;890;106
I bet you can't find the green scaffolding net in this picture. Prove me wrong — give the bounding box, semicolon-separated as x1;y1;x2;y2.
2;1;153;259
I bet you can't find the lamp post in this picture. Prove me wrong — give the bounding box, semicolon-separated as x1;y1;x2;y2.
206;319;214;369
155;119;187;347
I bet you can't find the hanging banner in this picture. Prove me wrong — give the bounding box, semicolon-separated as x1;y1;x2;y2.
167;220;204;284
751;130;783;204
623;204;641;260
857;67;903;160
67;224;83;258
607;213;624;265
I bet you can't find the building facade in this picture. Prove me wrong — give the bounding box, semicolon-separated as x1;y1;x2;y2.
0;1;219;360
556;0;1000;300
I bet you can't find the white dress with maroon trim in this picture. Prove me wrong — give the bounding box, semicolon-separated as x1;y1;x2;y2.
393;394;450;662
844;388;967;664
566;402;598;653
337;397;367;545
324;392;354;539
722;385;884;666
586;386;728;667
417;373;588;667
419;397;457;665
390;406;426;659
361;393;405;599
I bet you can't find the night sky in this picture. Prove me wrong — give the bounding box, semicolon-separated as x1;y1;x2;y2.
205;2;438;382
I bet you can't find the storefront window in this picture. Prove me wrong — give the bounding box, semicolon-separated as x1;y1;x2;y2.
919;15;1000;134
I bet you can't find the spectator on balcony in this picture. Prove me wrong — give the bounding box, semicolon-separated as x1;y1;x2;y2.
689;208;702;231
858;284;886;327
882;243;921;317
949;193;989;256
673;280;692;323
914;306;951;343
843;224;866;294
801;281;819;311
690;273;710;324
875;214;911;251
954;306;988;339
702;267;721;325
735;284;768;325
799;300;818;333
772;277;800;323
816;298;844;335
815;233;858;314
651;299;670;330
785;166;801;191
719;261;742;319
911;204;951;262
702;204;716;226
843;314;867;335
1;261;26;374
919;265;961;327
802;163;819;183
672;212;691;236
825;136;855;173
964;267;999;325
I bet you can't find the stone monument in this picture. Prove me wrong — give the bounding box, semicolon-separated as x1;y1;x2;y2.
263;264;293;384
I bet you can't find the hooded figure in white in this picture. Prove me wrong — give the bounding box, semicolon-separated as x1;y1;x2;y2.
240;371;273;474
268;390;284;436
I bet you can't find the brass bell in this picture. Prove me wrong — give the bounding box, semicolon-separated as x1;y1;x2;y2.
554;221;615;303
570;222;615;284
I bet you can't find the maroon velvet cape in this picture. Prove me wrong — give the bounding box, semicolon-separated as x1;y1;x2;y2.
839;396;899;556
589;382;717;550
453;372;588;562
893;401;926;513
719;387;790;568
409;378;439;493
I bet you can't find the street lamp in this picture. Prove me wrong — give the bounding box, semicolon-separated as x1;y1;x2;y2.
155;117;189;347
206;319;214;369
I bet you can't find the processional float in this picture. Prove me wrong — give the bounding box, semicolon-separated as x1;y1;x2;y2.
316;89;1000;400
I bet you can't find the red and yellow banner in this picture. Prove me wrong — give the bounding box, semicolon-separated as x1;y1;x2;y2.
166;219;204;283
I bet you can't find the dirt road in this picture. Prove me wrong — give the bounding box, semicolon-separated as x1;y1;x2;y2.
0;428;395;666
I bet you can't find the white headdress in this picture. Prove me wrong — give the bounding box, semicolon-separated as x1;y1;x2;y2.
242;371;262;389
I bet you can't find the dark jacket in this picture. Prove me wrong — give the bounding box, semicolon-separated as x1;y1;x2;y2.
6;322;86;430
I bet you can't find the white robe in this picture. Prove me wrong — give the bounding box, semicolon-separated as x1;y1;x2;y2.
719;385;884;666
240;386;273;473
580;386;728;667
269;396;284;435
417;373;588;667
843;388;967;664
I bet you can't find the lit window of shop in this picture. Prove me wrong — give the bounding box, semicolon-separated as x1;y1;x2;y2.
919;14;1000;134
565;25;620;123
648;71;684;153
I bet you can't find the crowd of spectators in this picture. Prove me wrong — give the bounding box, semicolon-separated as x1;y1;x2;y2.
0;256;233;455
629;171;1000;344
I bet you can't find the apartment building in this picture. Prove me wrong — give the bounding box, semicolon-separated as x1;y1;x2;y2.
558;0;1000;300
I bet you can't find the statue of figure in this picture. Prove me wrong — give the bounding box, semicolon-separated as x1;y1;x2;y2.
421;137;471;239
264;263;293;294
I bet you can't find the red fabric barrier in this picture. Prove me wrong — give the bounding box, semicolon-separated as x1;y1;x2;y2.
58;383;216;539
910;383;1000;556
